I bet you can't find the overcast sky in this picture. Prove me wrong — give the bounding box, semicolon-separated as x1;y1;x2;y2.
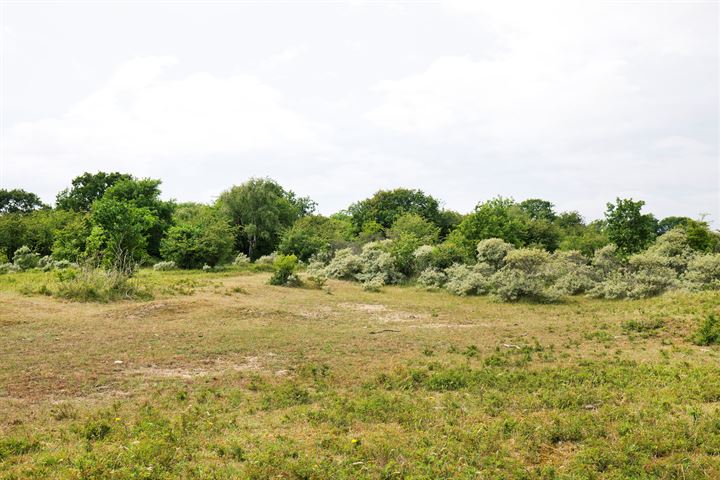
1;0;718;222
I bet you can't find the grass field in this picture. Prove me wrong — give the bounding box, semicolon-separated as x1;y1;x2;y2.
1;269;719;479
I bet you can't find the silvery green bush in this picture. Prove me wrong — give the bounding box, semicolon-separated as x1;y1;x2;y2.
256;252;278;266
0;262;20;274
417;267;447;290
548;250;597;295
476;238;514;271
356;241;403;285
413;245;435;273
445;263;491;296
13;245;40;271
39;255;54;271
492;248;560;302
153;261;177;271
683;254;720;291
324;248;363;280
592;244;622;275
233;253;250;266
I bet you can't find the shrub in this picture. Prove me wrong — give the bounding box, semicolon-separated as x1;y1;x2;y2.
256;253;278;266
445;263;491;296
684;254;720;291
413;245;435;272
492;248;560;302
588;272;631;300
153;261;176;271
160;222;234;269
592;244;622;275
361;276;384;292
548;250;597;295
625;251;678;299
12;245;40;271
693;314;720;346
476;238;514;271
53;260;75;270
417;268;447;290
0;262;20;274
269;254;299;286
324;248;363;280
38;255;54;271
233;252;250;266
647;228;695;273
356;241;403;285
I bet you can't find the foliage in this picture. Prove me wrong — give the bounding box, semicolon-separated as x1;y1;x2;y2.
218;178;313;259
12;245;40;271
347;188;443;233
416;267;447;290
278;215;353;261
356;241;403;285
604;198;657;255
55;171;133;212
519;198;557;221
693;314;720;346
54;266;151;302
0;188;47;214
153;261;177;271
684;254;720;291
99;178;175;258
269;254;299;286
475;238;514;271
448;197;529;254
444;263;491;296
233;252;250;266
160;220;235;269
492;248;560;302
324;248;363;280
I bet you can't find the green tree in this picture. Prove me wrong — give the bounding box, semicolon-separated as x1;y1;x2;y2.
99;178;175;257
56;171;133;211
0;189;47;213
447;198;529;256
217;178;312;259
604;198;658;255
519;199;557;222
278;215;353;261
348;188;442;233
87;197;157;268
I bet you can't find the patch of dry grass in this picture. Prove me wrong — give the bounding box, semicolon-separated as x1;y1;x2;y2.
0;270;719;478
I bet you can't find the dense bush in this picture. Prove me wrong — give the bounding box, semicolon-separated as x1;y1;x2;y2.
492;248;560;302
160;221;235;269
416;268;447;290
356;241;403;286
324;248;363;280
153;261;177;271
684;254;720;291
269;254;300;286
444;263;491;296
475;238;514;271
12;246;40;271
55;267;150;302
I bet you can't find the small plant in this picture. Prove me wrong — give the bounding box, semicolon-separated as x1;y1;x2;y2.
417;267;447;290
361;276;384;292
693;314;720;346
12;246;40;271
233;252;250;266
153;260;176;271
269;254;299;286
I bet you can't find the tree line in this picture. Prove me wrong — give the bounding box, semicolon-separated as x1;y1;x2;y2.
0;171;717;272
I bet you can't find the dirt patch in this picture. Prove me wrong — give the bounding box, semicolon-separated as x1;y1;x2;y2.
125;355;266;380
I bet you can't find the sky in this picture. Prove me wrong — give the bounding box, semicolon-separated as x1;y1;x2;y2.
1;0;718;222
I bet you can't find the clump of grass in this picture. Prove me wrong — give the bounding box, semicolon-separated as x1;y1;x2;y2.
55;267;152;302
0;438;40;460
693;314;720;346
622;318;664;334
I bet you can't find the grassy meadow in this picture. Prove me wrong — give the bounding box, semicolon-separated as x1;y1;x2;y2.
1;269;719;479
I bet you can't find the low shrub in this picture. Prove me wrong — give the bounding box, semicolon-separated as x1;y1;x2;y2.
492;248;560;302
233;252;250;266
12;245;40;271
324;248;363;280
693;314;720;346
684;254;720;291
548;250;597;295
361;276;384;292
153;261;177;271
476;238;514;271
269;254;299;286
356;241;403;285
256;253;278;266
417;268;447;290
55;267;151;302
0;262;20;274
445;263;491;296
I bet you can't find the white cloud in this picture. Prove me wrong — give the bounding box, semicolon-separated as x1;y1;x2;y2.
5;56;330;201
